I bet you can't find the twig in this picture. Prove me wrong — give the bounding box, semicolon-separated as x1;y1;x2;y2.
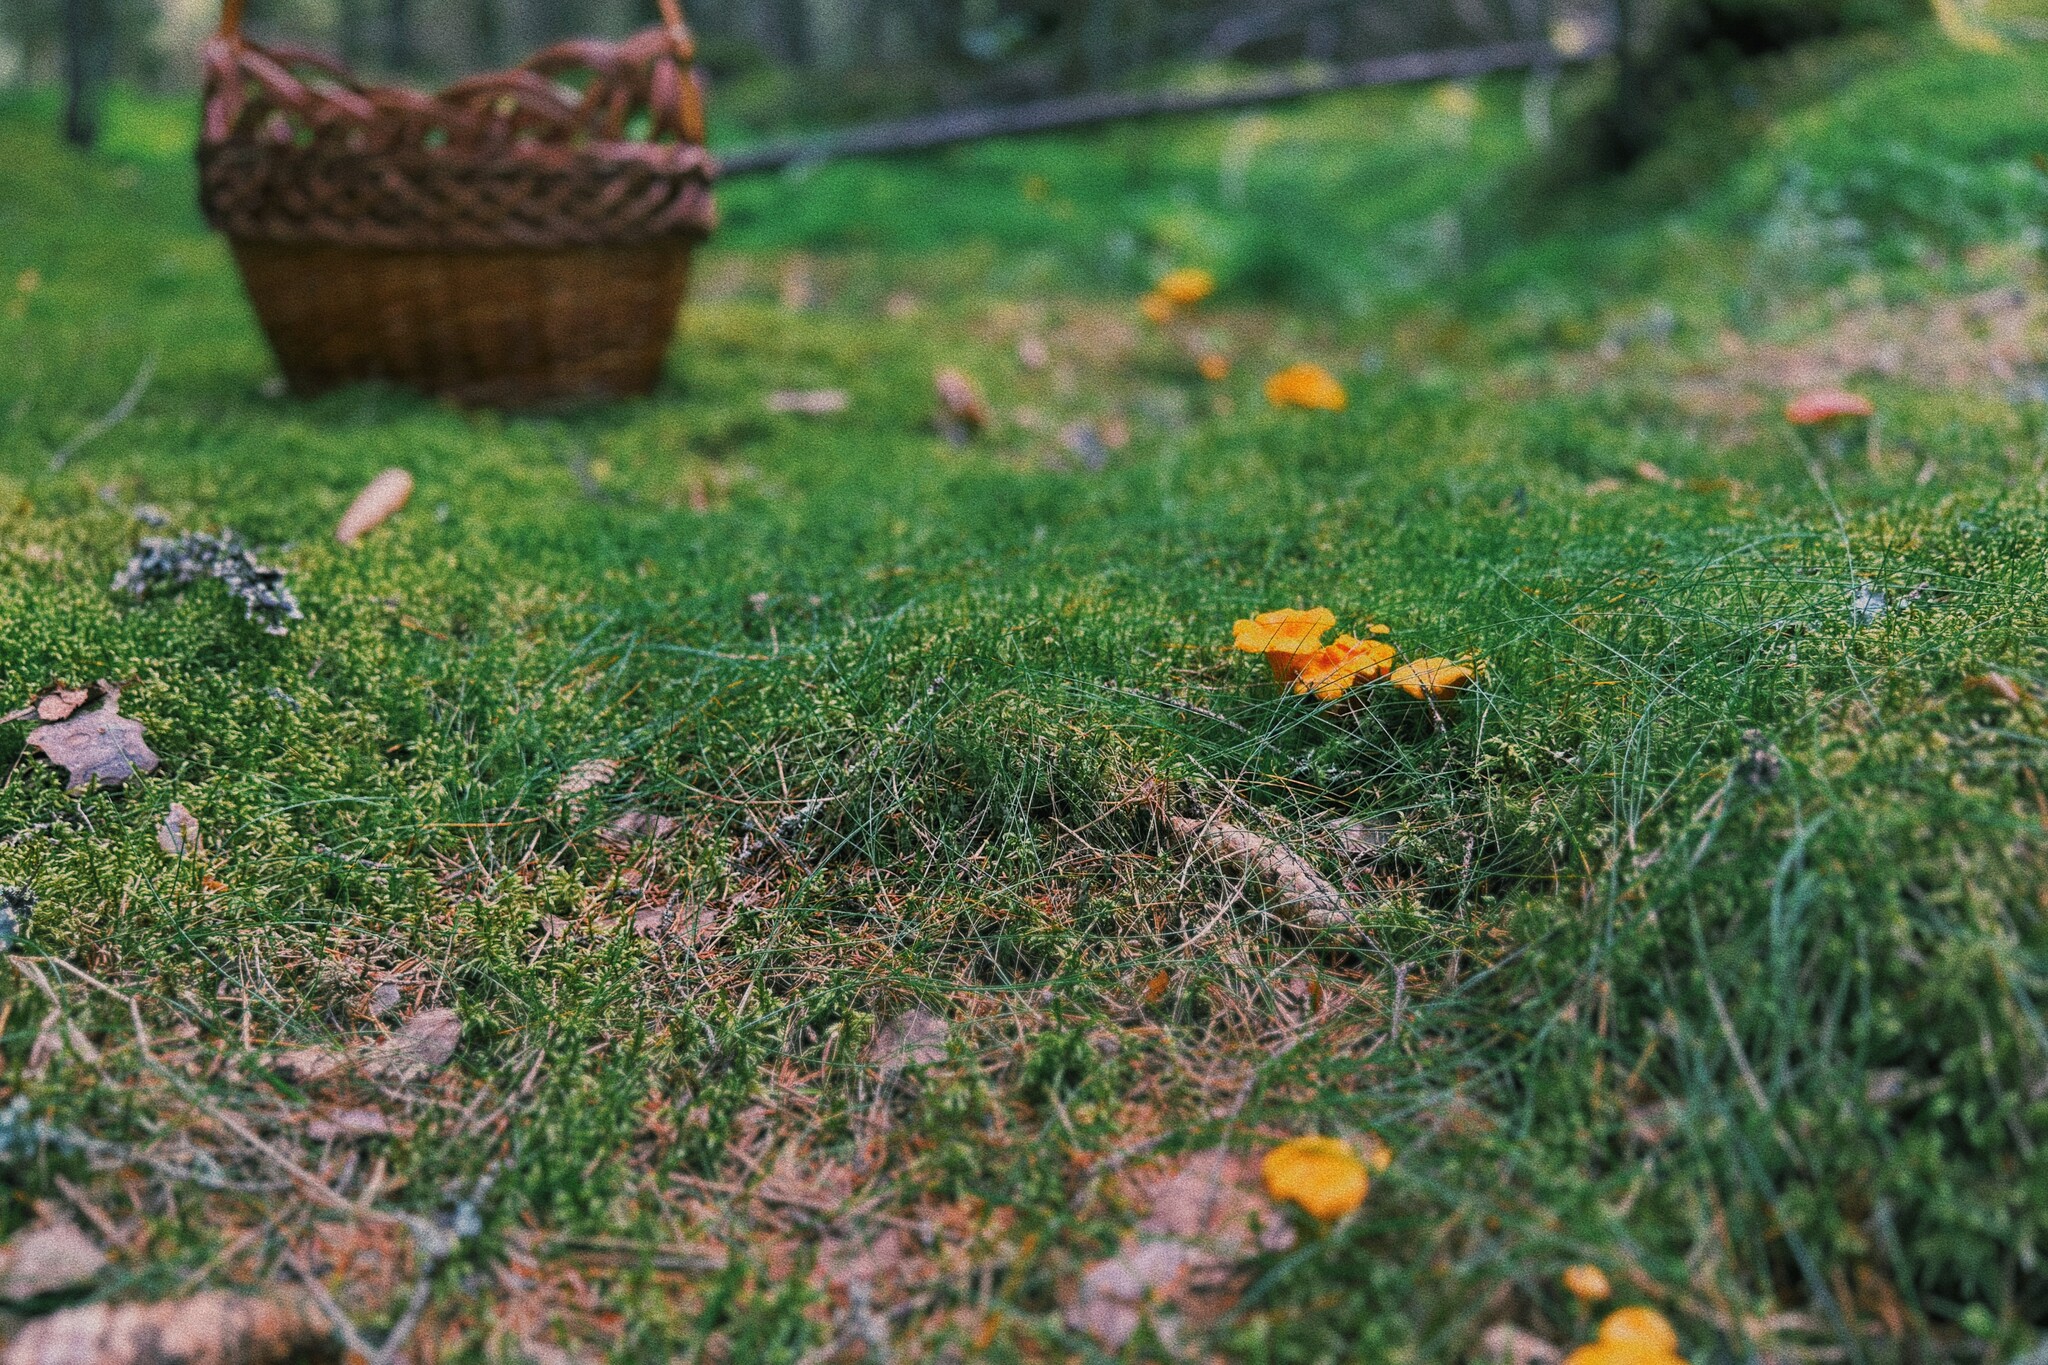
719;38;1600;175
283;1249;380;1364
49;351;157;471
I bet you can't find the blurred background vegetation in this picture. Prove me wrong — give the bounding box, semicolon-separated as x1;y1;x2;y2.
12;0;2024;150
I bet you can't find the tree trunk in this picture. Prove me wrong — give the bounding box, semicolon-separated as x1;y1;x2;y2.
337;0;368;67
61;0;103;149
471;0;504;67
385;0;415;71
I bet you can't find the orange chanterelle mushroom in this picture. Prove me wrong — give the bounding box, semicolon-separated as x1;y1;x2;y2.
1261;1136;1372;1221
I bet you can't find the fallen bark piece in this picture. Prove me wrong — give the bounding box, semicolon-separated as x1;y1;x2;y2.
0;1219;105;1302
112;533;302;635
1167;816;1357;931
0;1289;339;1365
334;468;414;546
25;685;159;792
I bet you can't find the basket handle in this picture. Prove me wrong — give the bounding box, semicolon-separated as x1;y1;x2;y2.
218;0;695;61
214;0;706;145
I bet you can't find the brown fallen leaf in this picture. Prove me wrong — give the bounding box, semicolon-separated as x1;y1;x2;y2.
271;1007;460;1086
1328;817;1392;865
0;1218;106;1302
25;683;158;792
599;810;680;847
554;758;620;803
933;367;991;442
1066;1239;1191;1351
1167;816;1360;932
367;1007;460;1082
10;688;90;724
334;468;414;546
157;803;201;858
1477;1323;1564;1365
1965;672;2024;704
1135;1150;1293;1257
0;1289;339;1365
1067;1151;1292;1351
867;1009;948;1077
765;389;850;416
1634;460;1671;485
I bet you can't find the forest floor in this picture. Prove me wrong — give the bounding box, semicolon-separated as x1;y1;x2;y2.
2;25;2046;1365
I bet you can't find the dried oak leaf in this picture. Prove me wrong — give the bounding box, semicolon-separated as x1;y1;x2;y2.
25;685;158;792
0;1218;106;1302
1167;816;1360;933
334;468;414;546
0;1289;339;1365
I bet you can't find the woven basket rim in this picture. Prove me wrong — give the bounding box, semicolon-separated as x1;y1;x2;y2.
199;24;717;251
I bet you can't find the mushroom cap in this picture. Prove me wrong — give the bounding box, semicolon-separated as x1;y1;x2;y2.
1598;1307;1680;1353
1156;267;1216;306
1390;657;1474;701
1784;389;1874;424
1562;1263;1613;1303
1264;362;1348;412
1260;1135;1370;1221
1232;608;1336;684
1293;634;1396;700
1562;1344;1683;1365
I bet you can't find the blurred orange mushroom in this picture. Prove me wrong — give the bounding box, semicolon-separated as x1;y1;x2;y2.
1264;362;1347;411
1155;268;1216;306
1562;1264;1613;1304
1785;389;1873;424
1261;1136;1370;1221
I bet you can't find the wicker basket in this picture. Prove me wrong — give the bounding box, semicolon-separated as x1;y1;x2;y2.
198;0;717;408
